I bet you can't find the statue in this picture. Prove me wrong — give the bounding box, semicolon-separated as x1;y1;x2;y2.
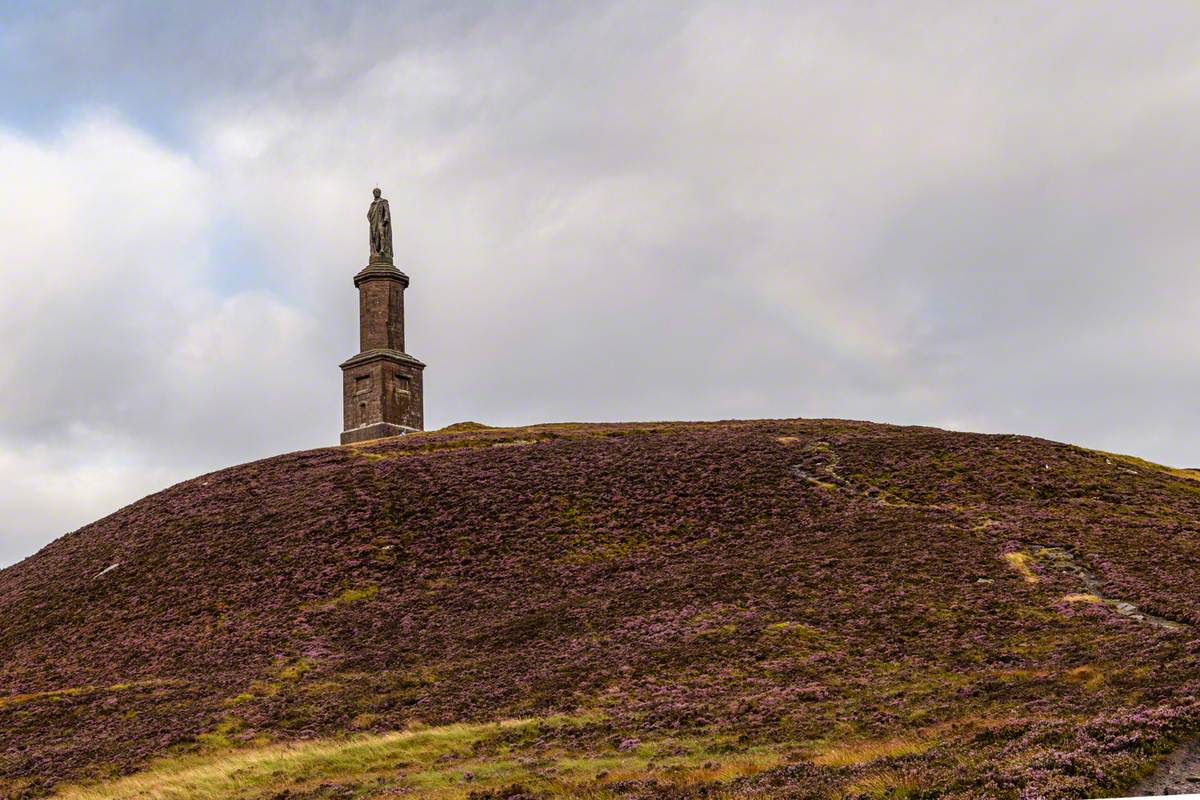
368;187;393;262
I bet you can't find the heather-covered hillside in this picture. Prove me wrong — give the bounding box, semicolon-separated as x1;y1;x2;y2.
2;419;1200;799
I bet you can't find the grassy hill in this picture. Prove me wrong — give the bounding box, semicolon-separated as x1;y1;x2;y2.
1;419;1199;799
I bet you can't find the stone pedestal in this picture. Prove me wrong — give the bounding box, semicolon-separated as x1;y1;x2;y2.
340;258;425;444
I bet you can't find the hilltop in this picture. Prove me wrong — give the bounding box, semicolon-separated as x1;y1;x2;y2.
1;419;1199;799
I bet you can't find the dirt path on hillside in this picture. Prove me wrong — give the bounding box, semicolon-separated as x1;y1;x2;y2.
1130;738;1200;795
788;442;1200;795
1027;545;1188;631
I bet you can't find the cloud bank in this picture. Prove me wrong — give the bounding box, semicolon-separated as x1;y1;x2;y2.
3;2;1200;564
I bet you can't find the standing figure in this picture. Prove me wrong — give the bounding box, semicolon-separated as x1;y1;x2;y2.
342;184;425;444
368;187;393;262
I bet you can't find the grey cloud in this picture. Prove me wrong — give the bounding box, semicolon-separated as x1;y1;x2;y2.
6;2;1200;566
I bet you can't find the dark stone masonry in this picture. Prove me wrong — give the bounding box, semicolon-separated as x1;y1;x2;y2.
340;188;425;444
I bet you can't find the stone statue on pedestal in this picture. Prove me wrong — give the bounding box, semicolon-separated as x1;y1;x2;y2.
368;187;392;262
342;185;425;443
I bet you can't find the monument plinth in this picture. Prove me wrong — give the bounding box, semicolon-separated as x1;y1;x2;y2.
340;188;425;444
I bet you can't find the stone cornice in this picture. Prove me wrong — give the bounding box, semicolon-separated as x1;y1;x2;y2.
353;264;410;288
339;348;426;370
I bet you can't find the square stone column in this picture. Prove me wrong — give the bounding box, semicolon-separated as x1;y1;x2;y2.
340;262;425;444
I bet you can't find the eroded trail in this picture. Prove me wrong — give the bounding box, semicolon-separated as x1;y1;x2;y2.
1022;545;1189;631
792;441;1190;632
1131;737;1200;796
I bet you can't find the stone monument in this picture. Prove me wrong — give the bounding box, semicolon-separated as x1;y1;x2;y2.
339;188;425;443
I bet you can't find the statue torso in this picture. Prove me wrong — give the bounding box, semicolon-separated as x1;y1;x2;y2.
369;198;389;223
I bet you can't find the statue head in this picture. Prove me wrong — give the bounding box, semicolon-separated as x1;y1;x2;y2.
372;187;382;200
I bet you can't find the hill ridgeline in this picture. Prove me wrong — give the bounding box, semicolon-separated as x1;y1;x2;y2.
2;419;1199;800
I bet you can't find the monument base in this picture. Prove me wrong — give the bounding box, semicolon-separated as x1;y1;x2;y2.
340;421;419;445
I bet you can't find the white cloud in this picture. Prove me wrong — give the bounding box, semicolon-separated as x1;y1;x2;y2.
7;2;1200;563
176;3;1200;440
0;115;326;565
0;435;176;568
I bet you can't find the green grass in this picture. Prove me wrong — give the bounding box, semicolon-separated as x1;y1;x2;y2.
53;718;552;799
50;716;787;800
1095;449;1200;484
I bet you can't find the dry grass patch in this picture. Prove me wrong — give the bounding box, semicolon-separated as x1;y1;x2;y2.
50;716;785;800
589;755;775;788
1002;551;1039;583
52;719;546;800
844;767;924;799
0;680;172;711
0;686;84;710
1065;665;1106;690
812;736;931;767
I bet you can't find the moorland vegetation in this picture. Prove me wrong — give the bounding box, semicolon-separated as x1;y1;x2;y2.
2;419;1199;799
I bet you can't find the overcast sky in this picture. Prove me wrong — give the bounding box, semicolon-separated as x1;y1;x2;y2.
3;1;1200;566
